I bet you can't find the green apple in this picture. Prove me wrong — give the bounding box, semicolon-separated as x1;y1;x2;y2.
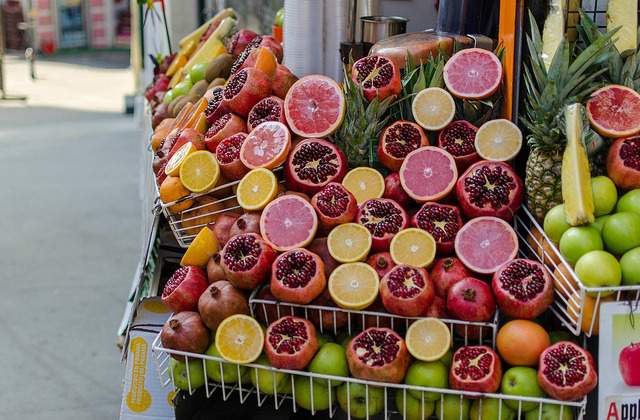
501;367;546;412
559;226;603;265
404;361;448;401
173;80;193;97
317;333;333;347
189;63;207;84
162;88;176;104
616;189;640;215
575;250;621;295
620;247;640;286
274;8;285;26
435;394;470;420
337;383;384;418
602;212;640;255
470;398;516;420
591;176;618;216
172;358;205;391
440;348;453;368
524;403;574;420
395;390;436;420
204;342;247;384
249;354;291;394
590;215;610;234
308;343;349;387
544;204;571;243
293;376;334;411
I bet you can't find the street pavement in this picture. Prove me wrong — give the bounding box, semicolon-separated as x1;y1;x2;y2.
0;51;141;419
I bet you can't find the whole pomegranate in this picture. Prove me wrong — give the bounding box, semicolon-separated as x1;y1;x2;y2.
213;212;240;246
160;311;209;359
379;265;434;317
492;259;553;319
450;345;502;393
367;252;396;279
447;277;496;322
411;202;463;255
424;295;449;318
456;160;524;221
285;138;348;194
357;198;408;252
430;257;472;298
198;281;250;331
346;327;410;383
619;342;640;386
307;288;348;332
220;233;276;289
161;266;209;312
272;64;298;99
351;55;401;101
383;172;411;209
437;120;480;171
270;249;326;304
538;341;597;400
607;136;640;189
223;67;271;117
377;120;428;171
228;212;261;238
206;254;226;284
307;237;339;276
253;286;286;325
311;182;358;232
265;316;319;370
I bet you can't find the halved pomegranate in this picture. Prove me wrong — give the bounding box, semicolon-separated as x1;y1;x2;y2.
411;202;463;255
204;113;247;152
265;316;319;370
379;265;434;317
430;257;471;298
492;259;553;319
259;35;283;62
226;29;258;57
247;96;286;132
357;198;408;252
367;252;396;279
351;55;401;101
538;341;597;401
220;233;277;289
230;35;262;74
223;67;271;117
607;136;640;189
270;249;326;304
456;160;524;221
383;172;411;209
346;327;410;383
215;133;249;180
160;311;210;359
161;266;209;312
285;138;347;194
204;87;228;124
377;120;428;171
311;182;358;231
450;345;502;393
437;120;480;171
446;277;496;323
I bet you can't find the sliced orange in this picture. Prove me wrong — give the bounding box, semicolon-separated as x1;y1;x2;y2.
328;262;380;310
165;142;198;177
180;226;219;267
327;223;372;263
341;167;385;205
239;121;291;169
159;176;193;213
390;228;436;268
475;119;523;161
405;318;451;361
214;314;264;364
253;47;278;79
412;87;456;131
179;151;220;193
236;168;278;211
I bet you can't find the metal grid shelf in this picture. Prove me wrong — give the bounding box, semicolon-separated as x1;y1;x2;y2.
151;334;587;420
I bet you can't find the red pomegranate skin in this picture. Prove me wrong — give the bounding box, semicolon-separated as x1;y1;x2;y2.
226;29;258;57
423;295;449;318
377;121;428;171
270;249;326;304
431;257;472;298
307;237;339;276
204;113;247;152
538;341;597;400
228;212;261;238
161;266;209;312
450;345;502;393
311;182;358;232
607;136;640;190
221;233;277;289
446;277;496;322
206;254;226;284
213;212;240;247
351;55;401;102
272;64;298;99
265;316;319;370
160;311;210;359
619;342;640;386
346;327;410;383
223;67;272;117
198;281;250;331
247;96;286;132
307;288;349;332
367;252;396;279
383;172;412;209
379;265;434;317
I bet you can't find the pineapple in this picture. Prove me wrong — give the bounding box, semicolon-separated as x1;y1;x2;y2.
521;11;613;220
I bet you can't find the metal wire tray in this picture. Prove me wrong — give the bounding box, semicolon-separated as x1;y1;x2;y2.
515;207;640;337
151;334;587;420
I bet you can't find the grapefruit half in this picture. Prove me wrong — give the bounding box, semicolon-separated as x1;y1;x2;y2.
259;194;318;251
239;121;291;169
443;48;503;100
454;216;518;274
586;84;640;138
399;146;458;202
284;75;345;137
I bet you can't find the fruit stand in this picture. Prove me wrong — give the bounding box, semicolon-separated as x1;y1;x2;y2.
121;1;640;419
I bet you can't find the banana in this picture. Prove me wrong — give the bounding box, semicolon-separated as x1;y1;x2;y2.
178;8;236;50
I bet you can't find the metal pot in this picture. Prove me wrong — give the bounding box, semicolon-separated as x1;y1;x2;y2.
360;16;408;45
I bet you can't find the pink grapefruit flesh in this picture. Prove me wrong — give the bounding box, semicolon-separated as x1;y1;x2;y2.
259;194;318;251
586;84;640;138
284;75;345;137
454;216;518;274
443;48;503;100
239;121;291;169
399;146;458;202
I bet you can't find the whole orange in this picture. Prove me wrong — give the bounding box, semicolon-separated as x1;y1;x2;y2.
496;319;550;366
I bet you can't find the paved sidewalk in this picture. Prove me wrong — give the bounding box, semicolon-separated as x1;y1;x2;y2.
0;51;141;420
